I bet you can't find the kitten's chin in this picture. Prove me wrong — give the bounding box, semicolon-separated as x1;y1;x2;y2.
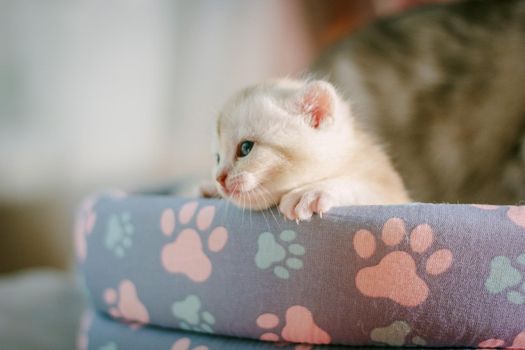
226;191;277;210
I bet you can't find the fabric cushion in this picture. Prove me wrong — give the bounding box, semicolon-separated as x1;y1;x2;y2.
76;192;525;348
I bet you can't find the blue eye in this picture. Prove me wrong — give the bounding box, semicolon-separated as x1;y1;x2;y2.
237;141;254;157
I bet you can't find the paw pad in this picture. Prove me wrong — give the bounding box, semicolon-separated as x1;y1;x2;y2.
99;342;118;350
105;212;134;258
161;202;228;282
370;320;426;346
171;338;209;350
172;295;215;333
75;197;97;262
255;230;305;279
256;305;331;344
353;218;453;307
103;280;149;326
472;205;525;230
76;311;93;350
507;206;525;229
478;331;525;349
485;254;525;305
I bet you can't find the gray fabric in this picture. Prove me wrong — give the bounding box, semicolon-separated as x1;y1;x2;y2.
87;309;458;350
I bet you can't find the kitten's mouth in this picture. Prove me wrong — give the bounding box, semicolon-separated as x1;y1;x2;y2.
226;185;278;211
221;180;258;197
218;184;253;198
226;185;264;202
228;187;274;210
228;187;257;198
218;181;275;210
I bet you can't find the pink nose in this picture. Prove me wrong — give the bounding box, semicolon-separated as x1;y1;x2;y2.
216;172;228;190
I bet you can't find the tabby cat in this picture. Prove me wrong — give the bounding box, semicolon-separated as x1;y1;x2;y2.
313;0;525;204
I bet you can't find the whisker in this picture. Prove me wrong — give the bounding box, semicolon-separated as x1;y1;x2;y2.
257;189;273;231
257;184;281;226
248;189;253;230
241;185;246;228
226;182;241;225
213;159;283;230
220;186;231;224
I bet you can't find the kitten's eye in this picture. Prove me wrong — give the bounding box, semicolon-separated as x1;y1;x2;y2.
215;153;220;164
237;140;254;158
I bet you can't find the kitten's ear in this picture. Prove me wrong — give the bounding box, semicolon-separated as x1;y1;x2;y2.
295;81;337;128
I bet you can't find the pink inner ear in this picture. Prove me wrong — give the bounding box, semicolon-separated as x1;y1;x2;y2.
298;83;333;128
308;99;328;128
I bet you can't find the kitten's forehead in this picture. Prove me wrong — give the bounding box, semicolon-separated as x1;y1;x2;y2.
217;79;305;139
218;97;272;142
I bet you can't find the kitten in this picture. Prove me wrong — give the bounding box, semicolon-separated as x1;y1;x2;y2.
200;79;410;220
312;0;525;204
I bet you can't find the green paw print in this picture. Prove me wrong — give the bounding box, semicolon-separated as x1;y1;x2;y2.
172;295;215;333
99;342;118;350
255;230;305;279
485;253;525;305
105;212;134;258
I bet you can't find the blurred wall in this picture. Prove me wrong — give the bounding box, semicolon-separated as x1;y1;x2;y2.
0;0;444;273
0;0;313;272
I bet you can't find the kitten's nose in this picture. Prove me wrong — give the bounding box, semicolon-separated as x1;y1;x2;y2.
216;172;228;190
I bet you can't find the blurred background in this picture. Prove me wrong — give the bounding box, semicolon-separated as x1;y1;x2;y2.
1;0;454;348
0;0;446;275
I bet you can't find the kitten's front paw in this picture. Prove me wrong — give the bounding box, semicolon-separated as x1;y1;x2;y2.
279;188;334;221
199;181;221;198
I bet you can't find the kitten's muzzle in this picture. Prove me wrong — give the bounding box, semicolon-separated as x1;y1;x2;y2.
216;172;228;189
217;172;250;197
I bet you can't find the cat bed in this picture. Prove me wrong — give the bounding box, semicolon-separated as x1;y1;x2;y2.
76;191;525;349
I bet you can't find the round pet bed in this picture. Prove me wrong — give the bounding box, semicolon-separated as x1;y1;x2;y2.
76;191;525;349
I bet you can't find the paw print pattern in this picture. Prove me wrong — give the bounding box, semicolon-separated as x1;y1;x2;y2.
172;295;215;333
161;201;228;282
255;230;305;279
76;310;93;350
353;218;453;307
472;205;525;230
76;189;127;262
478;331;525;349
99;342;118;350
171;338;209;350
105;212;134;258
75;197;97;262
256;305;331;344
370;320;426;346
485;253;525;305
103;280;149;327
294;345;314;350
507;206;525;229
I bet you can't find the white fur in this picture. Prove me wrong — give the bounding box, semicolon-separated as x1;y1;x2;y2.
200;79;410;220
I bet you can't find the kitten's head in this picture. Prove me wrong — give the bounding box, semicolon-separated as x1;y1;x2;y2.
212;79;352;210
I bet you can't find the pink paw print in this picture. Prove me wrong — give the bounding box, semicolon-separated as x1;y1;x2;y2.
75;196;97;262
103;280;149;327
75;189;127;262
353;218;453;307
507;206;525;229
171;338;208;350
76;310;93;350
478;331;525;349
160;201;228;282
472;204;525;230
256;305;331;345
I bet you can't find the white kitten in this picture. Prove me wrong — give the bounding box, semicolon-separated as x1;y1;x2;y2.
200;79;410;220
